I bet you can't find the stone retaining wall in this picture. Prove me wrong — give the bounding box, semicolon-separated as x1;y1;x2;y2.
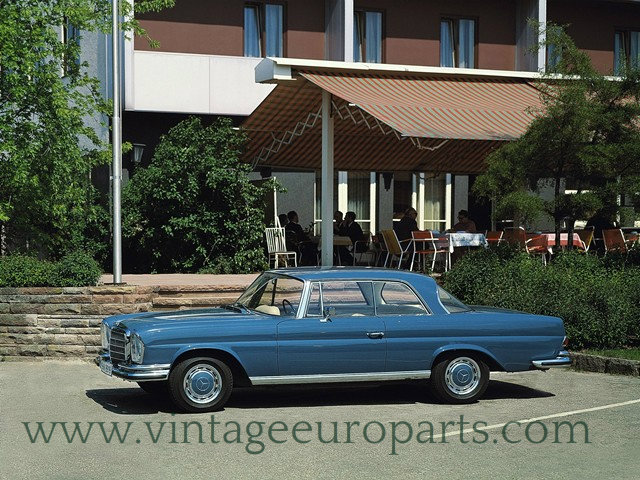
0;284;246;360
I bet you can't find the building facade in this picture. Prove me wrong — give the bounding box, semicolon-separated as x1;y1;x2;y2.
118;0;640;233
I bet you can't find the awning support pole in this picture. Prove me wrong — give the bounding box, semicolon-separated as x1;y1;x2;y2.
321;90;334;268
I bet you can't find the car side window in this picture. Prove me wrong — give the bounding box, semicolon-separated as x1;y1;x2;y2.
375;282;428;316
320;281;374;317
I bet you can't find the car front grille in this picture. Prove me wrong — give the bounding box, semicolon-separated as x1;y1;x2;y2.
109;327;129;363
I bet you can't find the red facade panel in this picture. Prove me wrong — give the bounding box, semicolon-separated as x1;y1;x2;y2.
135;0;325;59
549;0;640;74
354;0;516;69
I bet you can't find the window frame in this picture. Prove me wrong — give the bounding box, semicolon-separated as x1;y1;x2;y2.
353;8;385;63
614;27;640;75
439;15;478;69
303;279;432;317
243;1;287;58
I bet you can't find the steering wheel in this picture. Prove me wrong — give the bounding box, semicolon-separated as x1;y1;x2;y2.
282;299;296;315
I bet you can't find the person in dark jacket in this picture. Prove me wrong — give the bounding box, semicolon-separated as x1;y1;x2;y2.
285;210;317;265
394;208;418;241
337;211;365;264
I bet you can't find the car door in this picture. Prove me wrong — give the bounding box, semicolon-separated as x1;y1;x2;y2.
373;281;436;372
276;281;387;376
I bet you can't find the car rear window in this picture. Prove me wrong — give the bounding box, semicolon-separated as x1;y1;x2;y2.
437;286;471;313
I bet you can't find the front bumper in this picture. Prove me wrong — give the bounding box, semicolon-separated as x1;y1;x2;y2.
531;350;572;369
95;353;171;381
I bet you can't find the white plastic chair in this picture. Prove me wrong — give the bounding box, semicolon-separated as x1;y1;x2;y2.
265;228;297;268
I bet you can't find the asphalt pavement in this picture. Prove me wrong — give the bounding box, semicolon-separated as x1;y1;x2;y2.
1;360;639;480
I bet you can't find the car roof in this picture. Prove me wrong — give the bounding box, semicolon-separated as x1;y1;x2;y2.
267;267;438;286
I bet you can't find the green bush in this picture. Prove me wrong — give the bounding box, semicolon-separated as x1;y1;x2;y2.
0;252;101;287
123;117;273;274
53;251;103;287
443;248;640;349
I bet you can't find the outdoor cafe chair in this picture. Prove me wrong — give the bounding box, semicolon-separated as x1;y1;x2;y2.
503;227;548;264
485;230;503;245
353;233;379;266
410;231;450;272
602;228;630;255
265;227;297;268
381;230;412;269
575;227;594;253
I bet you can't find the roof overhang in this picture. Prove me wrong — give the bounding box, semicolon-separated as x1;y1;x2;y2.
244;58;547;174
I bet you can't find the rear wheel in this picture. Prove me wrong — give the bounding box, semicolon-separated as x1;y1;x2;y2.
168;357;233;412
137;381;168;395
430;354;489;404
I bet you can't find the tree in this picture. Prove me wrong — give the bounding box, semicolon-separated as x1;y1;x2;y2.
123;117;275;273
0;0;174;259
474;23;640;246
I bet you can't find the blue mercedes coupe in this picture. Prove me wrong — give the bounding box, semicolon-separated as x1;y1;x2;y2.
97;268;570;412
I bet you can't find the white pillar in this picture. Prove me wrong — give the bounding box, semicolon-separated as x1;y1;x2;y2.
321;90;335;267
418;174;425;230
445;173;453;230
537;0;547;72
338;171;348;213
369;172;377;234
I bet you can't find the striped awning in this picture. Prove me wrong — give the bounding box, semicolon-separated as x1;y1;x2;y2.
242;70;544;173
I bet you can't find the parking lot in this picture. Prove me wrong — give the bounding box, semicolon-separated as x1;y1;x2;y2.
1;360;639;480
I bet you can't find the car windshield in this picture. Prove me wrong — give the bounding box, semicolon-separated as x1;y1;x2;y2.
437;286;472;313
235;273;304;317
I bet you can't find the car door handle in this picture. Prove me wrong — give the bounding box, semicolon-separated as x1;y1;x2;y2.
366;332;384;339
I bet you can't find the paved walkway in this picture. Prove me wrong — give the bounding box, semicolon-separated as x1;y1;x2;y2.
100;273;258;287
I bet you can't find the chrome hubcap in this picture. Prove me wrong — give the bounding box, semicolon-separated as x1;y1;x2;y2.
444;357;480;396
183;364;222;404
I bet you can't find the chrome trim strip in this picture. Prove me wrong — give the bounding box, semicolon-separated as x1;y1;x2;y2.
96;354;171;381
531;350;572;369
249;370;431;385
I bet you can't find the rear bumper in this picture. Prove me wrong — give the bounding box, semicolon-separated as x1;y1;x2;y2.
95;353;171;381
531;350;572;369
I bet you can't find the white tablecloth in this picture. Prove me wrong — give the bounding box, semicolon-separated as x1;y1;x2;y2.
446;233;488;253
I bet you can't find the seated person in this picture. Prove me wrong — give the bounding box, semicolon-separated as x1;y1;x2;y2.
285;210;317;266
278;213;289;228
337;211;366;264
393;208;418;241
333;210;344;235
450;210;477;233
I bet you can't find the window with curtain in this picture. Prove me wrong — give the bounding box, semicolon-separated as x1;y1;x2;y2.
440;18;476;68
423;174;446;231
354;11;382;63
244;3;284;58
347;172;371;232
614;30;640;75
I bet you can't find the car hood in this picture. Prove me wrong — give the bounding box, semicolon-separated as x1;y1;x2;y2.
469;305;529;315
103;307;253;330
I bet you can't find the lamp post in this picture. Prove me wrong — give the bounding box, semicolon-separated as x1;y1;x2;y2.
112;0;122;284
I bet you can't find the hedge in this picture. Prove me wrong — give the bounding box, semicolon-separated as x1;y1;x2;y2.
0;251;102;287
442;245;640;349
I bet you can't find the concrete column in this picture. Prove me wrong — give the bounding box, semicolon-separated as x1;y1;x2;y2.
321;90;335;267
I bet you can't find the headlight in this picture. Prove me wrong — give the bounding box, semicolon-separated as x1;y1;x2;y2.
101;323;111;350
131;333;145;364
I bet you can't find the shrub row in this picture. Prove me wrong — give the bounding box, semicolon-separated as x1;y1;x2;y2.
0;251;102;287
442;245;640;349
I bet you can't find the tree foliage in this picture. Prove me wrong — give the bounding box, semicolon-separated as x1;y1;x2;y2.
474;23;640;236
123;117;273;273
0;0;174;259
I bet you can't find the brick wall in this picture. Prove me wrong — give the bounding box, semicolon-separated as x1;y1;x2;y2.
0;284;246;360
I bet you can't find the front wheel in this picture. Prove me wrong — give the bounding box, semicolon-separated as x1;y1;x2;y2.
430;354;489;404
168;357;233;412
